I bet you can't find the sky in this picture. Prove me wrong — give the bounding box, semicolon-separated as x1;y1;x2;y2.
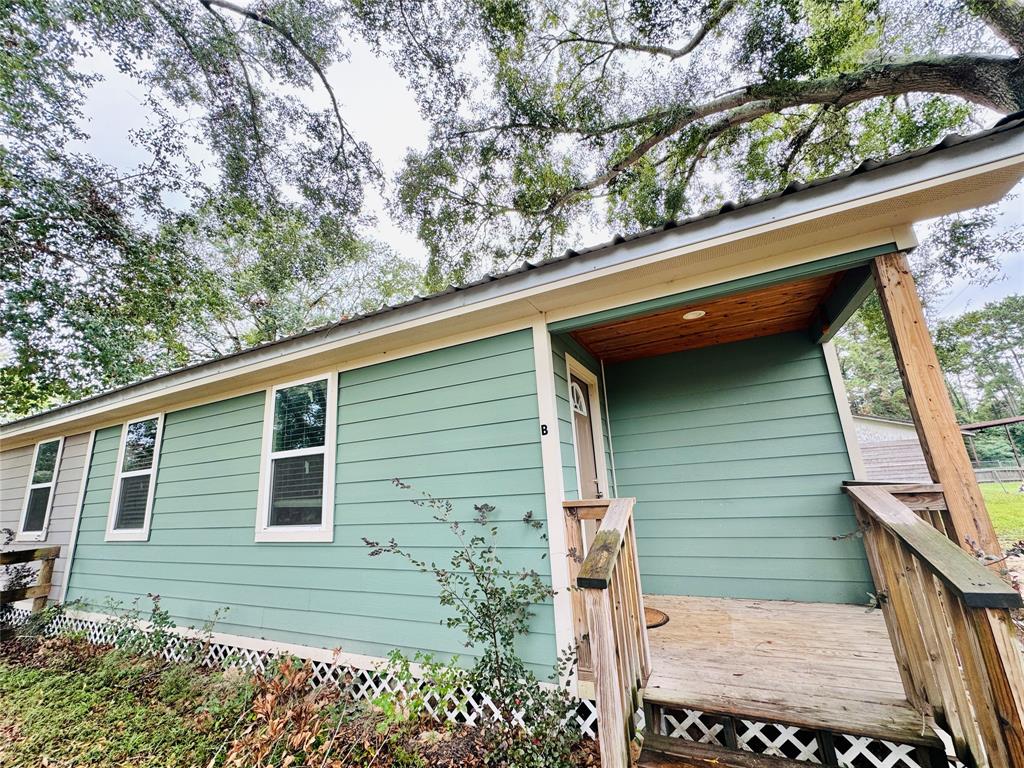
76;37;1023;320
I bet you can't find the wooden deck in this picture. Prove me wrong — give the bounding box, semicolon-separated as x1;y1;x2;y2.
643;595;940;746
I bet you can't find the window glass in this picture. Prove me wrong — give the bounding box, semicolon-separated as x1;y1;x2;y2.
269;454;324;526
273;380;327;452
22;487;51;532
32;440;61;484
114;475;151;530
122;419;159;472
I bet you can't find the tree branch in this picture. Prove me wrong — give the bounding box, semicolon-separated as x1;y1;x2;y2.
198;0;381;177
555;0;737;60
969;0;1024;54
546;53;1024;211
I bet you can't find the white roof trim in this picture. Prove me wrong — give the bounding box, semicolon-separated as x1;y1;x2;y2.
3;122;1024;445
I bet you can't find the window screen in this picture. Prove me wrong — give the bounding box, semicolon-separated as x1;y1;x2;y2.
266;380;329;528
20;439;62;535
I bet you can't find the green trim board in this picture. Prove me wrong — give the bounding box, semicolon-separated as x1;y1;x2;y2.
811;265;875;344
548;243;897;334
603;331;873;604
64;330;559;674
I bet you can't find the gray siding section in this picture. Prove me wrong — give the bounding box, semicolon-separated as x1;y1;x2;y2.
0;432;90;601
860;440;932;483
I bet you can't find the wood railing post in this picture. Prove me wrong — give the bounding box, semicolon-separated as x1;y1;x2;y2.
587;587;629;768
0;546;61;612
32;554;55;614
844;485;1024;768
872;252;1001;556
574;498;648;768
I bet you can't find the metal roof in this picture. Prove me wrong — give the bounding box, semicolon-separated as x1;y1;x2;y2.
5;109;1024;429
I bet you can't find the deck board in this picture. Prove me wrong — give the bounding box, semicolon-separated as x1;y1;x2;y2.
643;595;940;746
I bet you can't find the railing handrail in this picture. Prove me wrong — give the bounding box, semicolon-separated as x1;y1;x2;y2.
564;497;650;768
844;484;1024;768
577;498;635;589
0;545;61;615
844;485;1021;610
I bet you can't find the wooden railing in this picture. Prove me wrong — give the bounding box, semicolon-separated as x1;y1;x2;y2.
0;545;60;613
844;485;1024;768
564;498;651;768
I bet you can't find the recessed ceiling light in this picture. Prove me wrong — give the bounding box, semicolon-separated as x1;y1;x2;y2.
682;310;706;320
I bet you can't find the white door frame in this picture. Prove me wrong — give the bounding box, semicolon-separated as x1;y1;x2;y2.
564;353;611;500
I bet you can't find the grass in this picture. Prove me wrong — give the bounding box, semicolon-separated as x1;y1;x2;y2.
0;637;251;768
981;482;1024;545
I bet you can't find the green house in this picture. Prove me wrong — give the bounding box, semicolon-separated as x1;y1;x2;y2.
3;115;1024;768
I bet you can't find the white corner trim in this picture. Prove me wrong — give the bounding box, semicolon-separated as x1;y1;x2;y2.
531;319;575;682
891;223;919;251
254;372;338;544
61;430;96;603
16;436;65;543
823;341;867;481
564;353;611;500
105;414;164;542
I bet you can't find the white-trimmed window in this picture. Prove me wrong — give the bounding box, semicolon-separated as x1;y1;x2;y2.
17;437;65;541
256;374;337;543
106;415;163;542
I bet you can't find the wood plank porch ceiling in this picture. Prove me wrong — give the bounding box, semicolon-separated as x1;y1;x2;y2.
571;273;838;362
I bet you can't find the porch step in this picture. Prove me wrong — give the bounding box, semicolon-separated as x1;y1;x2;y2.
639;734;803;768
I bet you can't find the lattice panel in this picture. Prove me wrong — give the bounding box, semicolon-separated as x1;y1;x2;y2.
834;734;924;768
655;706;930;768
3;609;600;739
662;709;726;745
738;720;822;763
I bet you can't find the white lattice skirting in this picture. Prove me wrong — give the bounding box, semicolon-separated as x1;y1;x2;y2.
659;707;938;768
0;606;599;738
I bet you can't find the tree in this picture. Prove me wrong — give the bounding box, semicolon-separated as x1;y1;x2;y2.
837;293;1024;441
352;0;1024;285
165;198;423;358
935;294;1024;420
0;0;397;418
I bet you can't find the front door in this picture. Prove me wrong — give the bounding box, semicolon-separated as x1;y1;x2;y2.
570;374;603;499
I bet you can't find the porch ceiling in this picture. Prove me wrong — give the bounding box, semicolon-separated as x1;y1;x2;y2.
571;272;839;362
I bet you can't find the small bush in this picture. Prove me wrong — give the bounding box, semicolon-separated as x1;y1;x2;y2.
365;482;581;768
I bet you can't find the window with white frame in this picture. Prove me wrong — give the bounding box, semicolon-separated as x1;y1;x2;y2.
106;415;163;541
18;438;64;540
256;375;336;542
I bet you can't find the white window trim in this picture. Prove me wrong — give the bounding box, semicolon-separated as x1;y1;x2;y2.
106;414;164;542
255;373;337;543
16;437;66;542
564;353;611;500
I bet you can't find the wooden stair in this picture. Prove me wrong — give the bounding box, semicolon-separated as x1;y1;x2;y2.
639;734;805;768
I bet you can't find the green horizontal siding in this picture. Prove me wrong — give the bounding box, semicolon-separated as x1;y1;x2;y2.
605;332;871;604
66;330;557;673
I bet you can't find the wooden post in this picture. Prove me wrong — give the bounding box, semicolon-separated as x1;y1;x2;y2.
32;556;55;614
587;587;629;768
872;252;1001;556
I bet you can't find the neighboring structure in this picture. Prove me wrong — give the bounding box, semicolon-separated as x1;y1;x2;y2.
0;432;92;602
852;414;932;483
3;114;1024;768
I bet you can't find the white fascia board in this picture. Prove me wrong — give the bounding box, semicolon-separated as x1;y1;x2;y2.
3;126;1024;445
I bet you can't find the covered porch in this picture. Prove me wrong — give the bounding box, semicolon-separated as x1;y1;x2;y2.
551;249;1024;768
642;594;929;749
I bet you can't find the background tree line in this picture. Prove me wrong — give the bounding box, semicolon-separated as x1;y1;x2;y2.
837;291;1024;464
4;0;1024;420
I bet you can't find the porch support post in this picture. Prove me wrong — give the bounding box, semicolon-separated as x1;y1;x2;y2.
872;252;1001;556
